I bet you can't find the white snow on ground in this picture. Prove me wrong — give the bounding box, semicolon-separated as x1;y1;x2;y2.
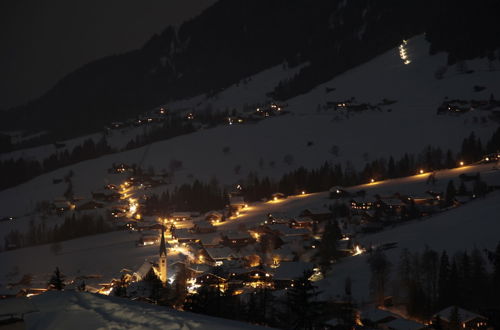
1;163;499;293
316;189;500;304
22;291;266;330
168;62;307;112
1;35;498;219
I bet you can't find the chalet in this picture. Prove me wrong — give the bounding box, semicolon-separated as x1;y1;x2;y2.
191;221;217;234
205;246;238;264
196;273;228;291
289;218;315;229
205;211;224;224
137;233;159;247
271;192;286;201
197;234;223;248
234;269;273;289
271;244;296;267
171;228;199;244
299;209;333;222
221;231;255;248
170;212;191;222
229;193;247;211
350;199;374;213
433;306;488;330
52;200;72;213
267;224;311;240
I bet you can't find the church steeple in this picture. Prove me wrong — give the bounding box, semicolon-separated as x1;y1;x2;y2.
159;227;167;257
158;227;169;286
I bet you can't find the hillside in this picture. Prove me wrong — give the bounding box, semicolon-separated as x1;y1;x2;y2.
0;0;464;139
0;35;498;218
1;162;499;306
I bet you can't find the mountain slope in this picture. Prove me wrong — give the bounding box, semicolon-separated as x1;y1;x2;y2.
0;35;498;216
2;0;429;138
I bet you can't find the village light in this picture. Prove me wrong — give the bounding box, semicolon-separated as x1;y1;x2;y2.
370;178;375;183
419;169;424;174
301;190;306;195
459;161;464;166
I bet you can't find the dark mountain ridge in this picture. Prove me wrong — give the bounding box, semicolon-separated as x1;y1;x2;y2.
1;0;499;140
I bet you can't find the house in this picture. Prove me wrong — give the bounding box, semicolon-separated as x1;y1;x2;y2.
205;246;238;264
171;228;199;244
191;221;217;234
267;224;311;239
221;231;255;248
169;212;191;222
299;209;333;222
233;269;273;289
433;306;488;330
290;218;315;229
137;232;159;246
350;199;374;213
229;194;247;211
195;273;227;289
52;200;72;213
271;192;286;201
205;211;224;224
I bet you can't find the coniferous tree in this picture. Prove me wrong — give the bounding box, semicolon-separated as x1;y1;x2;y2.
48;267;65;290
317;220;342;274
445;180;456;206
438;251;451;309
283;270;323;330
368;250;392;305
448;306;461;330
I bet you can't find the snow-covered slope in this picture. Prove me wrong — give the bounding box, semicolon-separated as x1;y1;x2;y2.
0;35;499;218
23;291;265;329
1;163;499;292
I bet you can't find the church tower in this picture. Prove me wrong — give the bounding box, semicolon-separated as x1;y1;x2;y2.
159;227;169;286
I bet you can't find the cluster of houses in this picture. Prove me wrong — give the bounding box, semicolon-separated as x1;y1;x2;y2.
124;202;352;299
105;107;170;131
436;97;500;115
323;97;397;113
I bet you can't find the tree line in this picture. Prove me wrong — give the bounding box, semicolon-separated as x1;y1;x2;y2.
3;213;112;251
368;243;500;326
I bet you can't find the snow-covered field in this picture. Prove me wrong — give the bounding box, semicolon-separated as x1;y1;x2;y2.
19;291;266;329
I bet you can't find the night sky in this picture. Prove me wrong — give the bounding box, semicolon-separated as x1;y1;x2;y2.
0;0;216;110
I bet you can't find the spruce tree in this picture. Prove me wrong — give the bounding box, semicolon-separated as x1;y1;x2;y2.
283;270;323;330
317;220;342;274
48;267;65;290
